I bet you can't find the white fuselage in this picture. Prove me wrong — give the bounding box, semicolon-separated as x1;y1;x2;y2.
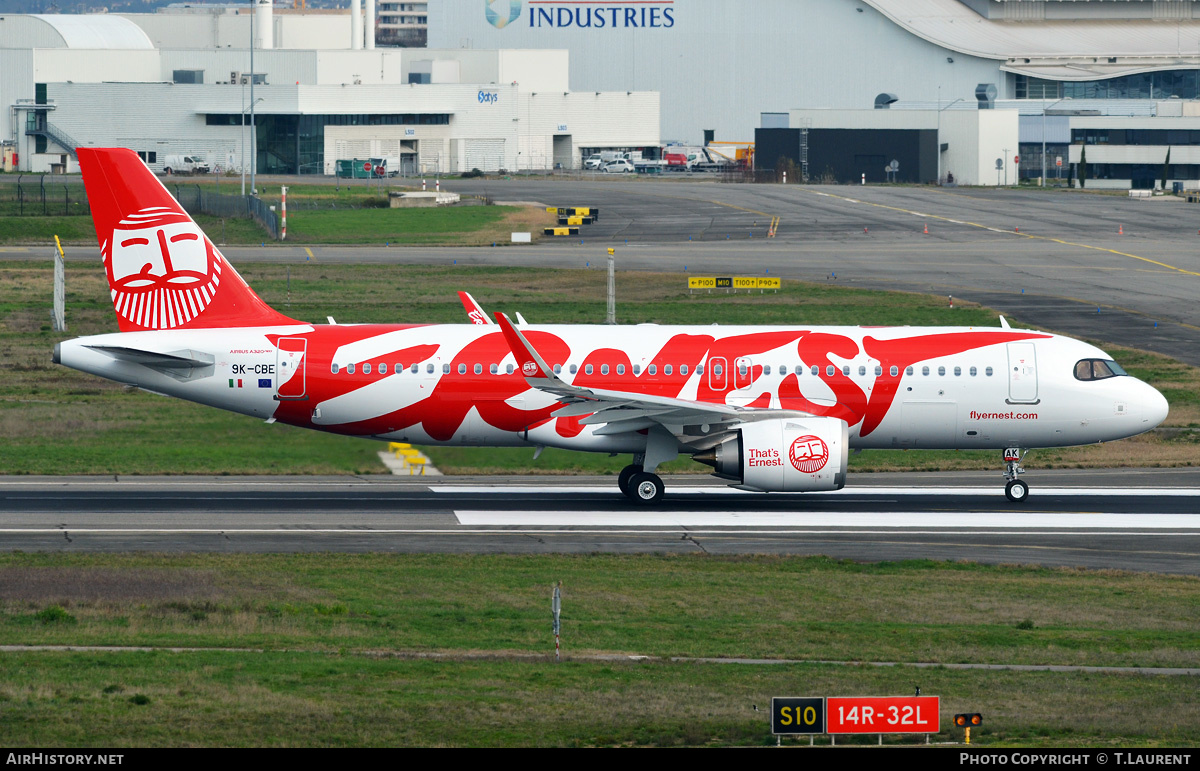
55;322;1169;456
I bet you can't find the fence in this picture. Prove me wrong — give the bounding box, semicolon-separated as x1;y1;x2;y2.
171;185;279;240
3;176;278;239
3;176;90;216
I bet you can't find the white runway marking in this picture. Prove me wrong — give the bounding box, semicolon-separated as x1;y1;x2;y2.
433;485;1200;497
453;511;1200;529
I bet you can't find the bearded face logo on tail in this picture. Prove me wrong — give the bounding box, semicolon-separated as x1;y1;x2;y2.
78;148;298;332
103;206;223;330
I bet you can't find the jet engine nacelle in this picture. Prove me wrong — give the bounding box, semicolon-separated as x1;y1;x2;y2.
695;417;848;492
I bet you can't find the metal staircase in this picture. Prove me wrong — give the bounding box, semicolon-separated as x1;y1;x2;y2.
25;117;81;159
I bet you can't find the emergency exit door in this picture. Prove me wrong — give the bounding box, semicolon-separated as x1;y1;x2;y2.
276;337;307;400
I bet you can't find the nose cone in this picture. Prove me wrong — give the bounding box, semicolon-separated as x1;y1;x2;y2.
1140;380;1169;429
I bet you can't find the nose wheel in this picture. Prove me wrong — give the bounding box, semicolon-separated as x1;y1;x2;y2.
1003;447;1029;503
1005;478;1029;503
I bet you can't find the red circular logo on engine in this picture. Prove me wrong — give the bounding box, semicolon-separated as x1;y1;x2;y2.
789;435;829;473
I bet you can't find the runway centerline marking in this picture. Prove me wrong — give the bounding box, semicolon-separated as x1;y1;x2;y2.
432;485;1200;497
454;511;1200;529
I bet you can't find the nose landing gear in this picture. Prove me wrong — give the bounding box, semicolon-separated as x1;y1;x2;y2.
1003;447;1029;503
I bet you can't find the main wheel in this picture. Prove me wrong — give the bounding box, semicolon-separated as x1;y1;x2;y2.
628;472;665;505
1005;479;1029;503
617;464;642;498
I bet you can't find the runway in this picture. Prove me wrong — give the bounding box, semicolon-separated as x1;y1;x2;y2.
4;470;1199;574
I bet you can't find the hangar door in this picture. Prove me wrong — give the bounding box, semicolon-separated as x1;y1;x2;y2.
464;140;505;172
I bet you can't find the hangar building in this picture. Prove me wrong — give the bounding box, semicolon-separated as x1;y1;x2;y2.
434;0;1200;187
0;7;659;175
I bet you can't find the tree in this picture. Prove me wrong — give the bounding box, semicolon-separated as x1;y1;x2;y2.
1078;145;1088;189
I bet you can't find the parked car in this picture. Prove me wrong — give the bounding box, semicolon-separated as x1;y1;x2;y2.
583;154;604;170
602;159;635;174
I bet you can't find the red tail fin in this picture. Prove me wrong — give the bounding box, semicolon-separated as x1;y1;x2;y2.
78;147;298;331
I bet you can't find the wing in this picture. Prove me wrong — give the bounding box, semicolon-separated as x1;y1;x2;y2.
493;312;812;449
457;291;493;326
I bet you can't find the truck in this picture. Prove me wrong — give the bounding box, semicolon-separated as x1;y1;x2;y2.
162;155;211;175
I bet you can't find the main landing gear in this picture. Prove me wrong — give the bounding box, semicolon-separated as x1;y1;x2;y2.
1003;447;1029;503
618;454;665;505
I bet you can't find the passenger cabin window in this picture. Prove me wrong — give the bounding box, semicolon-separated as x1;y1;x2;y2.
347;363;356;374
474;364;483;375
633;364;642;375
442;364;450;374
1074;359;1127;381
331;363;340;374
363;363;372;374
379;363;387;375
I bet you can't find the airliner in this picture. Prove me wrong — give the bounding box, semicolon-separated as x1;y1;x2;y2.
54;148;1169;503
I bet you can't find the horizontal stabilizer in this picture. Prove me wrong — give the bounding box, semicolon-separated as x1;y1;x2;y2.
85;345;214;369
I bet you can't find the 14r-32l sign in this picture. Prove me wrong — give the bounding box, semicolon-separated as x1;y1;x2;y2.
827;696;940;734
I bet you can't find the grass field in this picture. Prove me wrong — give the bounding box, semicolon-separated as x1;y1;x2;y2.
1;260;1196;476
1;553;1197;747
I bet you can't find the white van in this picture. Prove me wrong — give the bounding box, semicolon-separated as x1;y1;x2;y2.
162;155;210;175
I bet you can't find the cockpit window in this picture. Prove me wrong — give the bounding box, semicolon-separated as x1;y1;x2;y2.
1074;359;1127;381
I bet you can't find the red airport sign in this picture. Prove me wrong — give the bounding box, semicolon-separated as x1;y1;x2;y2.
826;696;940;734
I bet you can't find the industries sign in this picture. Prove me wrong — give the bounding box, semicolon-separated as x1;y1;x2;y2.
487;1;677;30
